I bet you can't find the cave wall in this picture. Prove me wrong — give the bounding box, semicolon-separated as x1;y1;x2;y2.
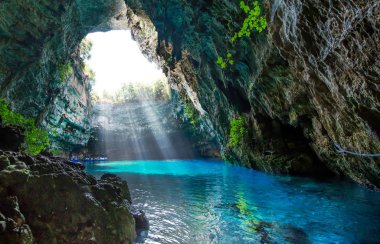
0;0;126;151
268;0;380;186
0;1;82;117
0;0;379;188
125;0;380;188
41;65;92;151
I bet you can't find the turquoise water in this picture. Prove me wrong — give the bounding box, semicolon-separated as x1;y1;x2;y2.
85;160;380;243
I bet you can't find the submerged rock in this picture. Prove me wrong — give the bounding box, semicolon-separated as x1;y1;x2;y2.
131;208;149;235
254;221;310;244
0;150;137;243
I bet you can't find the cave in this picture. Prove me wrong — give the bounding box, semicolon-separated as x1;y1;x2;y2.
0;0;380;243
253;114;335;177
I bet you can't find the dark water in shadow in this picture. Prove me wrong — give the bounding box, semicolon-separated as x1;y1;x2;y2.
85;160;380;243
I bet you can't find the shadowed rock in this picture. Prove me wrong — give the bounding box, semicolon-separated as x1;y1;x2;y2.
0;150;139;243
0;125;24;152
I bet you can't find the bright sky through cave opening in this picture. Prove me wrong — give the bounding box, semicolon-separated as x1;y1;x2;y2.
85;30;165;97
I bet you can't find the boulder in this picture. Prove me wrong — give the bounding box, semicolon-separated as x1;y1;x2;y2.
0;150;138;243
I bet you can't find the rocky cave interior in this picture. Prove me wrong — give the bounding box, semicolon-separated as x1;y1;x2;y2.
0;0;379;243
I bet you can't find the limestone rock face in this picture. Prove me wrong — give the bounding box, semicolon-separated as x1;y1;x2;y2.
125;0;380;188
41;62;93;151
269;0;380;187
0;150;137;243
0;0;119;151
0;0;379;188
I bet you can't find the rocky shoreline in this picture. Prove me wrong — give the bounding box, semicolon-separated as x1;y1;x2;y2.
0;148;146;243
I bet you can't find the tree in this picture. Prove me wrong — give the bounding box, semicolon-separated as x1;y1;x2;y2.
83;64;96;88
153;78;169;100
79;38;93;61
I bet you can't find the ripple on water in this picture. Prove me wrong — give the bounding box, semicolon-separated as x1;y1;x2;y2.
85;160;380;243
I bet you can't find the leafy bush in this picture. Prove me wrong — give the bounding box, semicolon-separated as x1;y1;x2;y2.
153;79;170;100
58;61;73;83
83;63;96;89
183;103;198;126
24;125;50;156
229;116;247;147
217;1;267;69
231;1;267;43
50;148;61;155
216;53;234;69
79;38;93;61
0;99;50;155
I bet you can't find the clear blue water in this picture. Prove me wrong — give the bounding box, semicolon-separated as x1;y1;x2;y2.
85;160;380;243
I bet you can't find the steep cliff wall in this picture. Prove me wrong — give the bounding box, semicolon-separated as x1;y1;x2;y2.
124;0;380;188
0;0;122;151
41;61;92;152
0;0;379;188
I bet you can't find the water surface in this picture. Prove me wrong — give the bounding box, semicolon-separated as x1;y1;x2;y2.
85;160;380;243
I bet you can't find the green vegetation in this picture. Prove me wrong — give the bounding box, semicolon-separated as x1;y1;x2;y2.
83;63;96;89
216;53;234;69
228;116;247;147
100;78;170;103
79;38;93;61
76;38;96;89
183;102;199;126
58;61;73;83
79;38;96;87
153;79;169;100
0;99;50;155
231;1;267;43
216;1;267;69
50;148;61;155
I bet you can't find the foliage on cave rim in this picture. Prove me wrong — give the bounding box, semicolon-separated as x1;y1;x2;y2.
216;0;267;69
79;38;96;88
0;99;50;155
57;38;96;90
79;38;93;62
96;78;169;103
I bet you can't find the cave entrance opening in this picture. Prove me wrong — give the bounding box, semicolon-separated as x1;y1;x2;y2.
82;30;167;102
78;30;195;161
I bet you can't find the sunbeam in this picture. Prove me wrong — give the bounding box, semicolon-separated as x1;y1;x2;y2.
80;29;196;161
